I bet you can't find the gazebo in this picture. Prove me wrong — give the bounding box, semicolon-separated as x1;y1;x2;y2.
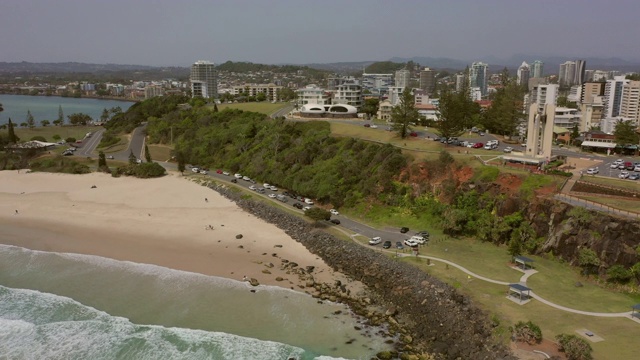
508;283;532;303
514;256;534;271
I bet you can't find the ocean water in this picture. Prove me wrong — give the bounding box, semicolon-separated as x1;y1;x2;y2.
0;94;134;125
0;245;391;359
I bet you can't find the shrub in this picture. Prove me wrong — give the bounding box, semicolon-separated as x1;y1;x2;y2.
568;207;592;226
65;137;77;143
114;162;166;178
304;207;331;222
546;169;572;177
512;321;542;344
29;155;90;174
555;334;592;360
607;264;632;283
30;136;47;142
473;166;500;183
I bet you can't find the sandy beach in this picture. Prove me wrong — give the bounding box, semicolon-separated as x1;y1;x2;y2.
0;171;355;293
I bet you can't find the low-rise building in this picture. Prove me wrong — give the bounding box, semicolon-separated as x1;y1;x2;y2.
231;83;283;102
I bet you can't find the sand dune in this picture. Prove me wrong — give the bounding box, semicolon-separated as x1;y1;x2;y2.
0;171;352;292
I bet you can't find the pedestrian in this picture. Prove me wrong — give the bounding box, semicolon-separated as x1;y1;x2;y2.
15;210;18;215
205;198;208;203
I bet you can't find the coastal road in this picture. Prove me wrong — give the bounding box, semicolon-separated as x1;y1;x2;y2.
76;129;105;157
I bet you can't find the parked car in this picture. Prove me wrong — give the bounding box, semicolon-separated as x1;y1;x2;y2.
610;162;620;169
382;241;392;249
613;159;624;165
503;146;513;153
222;171;230;176
303;206;312;211
472;142;484;148
242;176;251;181
330;219;341;225
199;170;208;175
249;185;257;191
410;236;426;244
478;131;485;136
619;171;630;179
268;194;276;198
586;167;599;175
629;173;640;180
106;155;114;159
234;173;242;178
363;123;371;127
231;179;238;183
617;163;626;170
263;183;270;188
270;186;278;191
634;165;640;172
395;241;404;249
370;125;378;129
624;162;634;171
304;198;314;205
409;132;418;137
404;239;419;247
466;142;475;148
293;203;303;209
192;167;200;173
62;150;73;156
400;227;409;233
369;237;382;245
329;209;339;215
415;230;430;238
216;169;223;174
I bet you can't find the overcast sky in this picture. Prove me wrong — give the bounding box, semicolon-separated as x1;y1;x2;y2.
1;0;639;66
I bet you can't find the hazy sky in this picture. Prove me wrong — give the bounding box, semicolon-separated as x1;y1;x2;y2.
1;0;639;66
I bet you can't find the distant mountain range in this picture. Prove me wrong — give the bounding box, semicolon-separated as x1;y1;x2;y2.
0;61;160;73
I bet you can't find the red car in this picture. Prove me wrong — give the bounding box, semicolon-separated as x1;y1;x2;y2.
472;142;484;148
216;169;223;174
409;132;418;137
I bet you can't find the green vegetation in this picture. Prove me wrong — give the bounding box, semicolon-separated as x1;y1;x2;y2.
613;118;639;147
390;88;419;138
364;61;405;74
2;125;95;144
519;174;554;199
304;207;331;222
556;334;593;360
113;162;166;178
216;61;328;77
512;321;542;344
472;166;500;183
578;176;640;193
29;155;91;174
214;102;288;115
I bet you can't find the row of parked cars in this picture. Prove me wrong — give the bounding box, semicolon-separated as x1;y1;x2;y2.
609;159;640;172
368;229;430;249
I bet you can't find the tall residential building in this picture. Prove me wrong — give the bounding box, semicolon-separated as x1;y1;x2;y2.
469;62;488;96
530;84;558;113
603;76;630;118
455;74;465;92
361;73;393;95
580;82;605;105
531;60;544;78
297;85;330;106
517;62;530;86
558;60;586;87
620;81;640;123
333;80;363;108
419;67;436;95
190;60;217;99
395;69;411;89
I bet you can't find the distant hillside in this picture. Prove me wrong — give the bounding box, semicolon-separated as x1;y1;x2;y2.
389;57;470;71
216;61;329;76
0;62;160;73
304;61;374;73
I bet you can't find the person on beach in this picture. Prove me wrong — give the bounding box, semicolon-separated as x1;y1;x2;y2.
205;198;208;203
15;210;18;215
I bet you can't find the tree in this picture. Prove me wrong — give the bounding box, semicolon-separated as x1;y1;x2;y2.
67;113;92;125
607;265;632;283
110;106;122;116
20;122;28;128
482;70;523;137
361;98;380;119
129;151;137;165
58;105;64;125
40;120;50;127
390;88;418;138
613;119;639;147
213;103;219;112
578;248;600;275
52;119;62;126
7;118;20;144
508;238;522;258
144;144;152;162
26;110;35;128
52;134;61;142
98;151;107;168
570;123;580;144
176;151;186;174
304;207;331;222
256;92;267;102
435;88;467;141
555;334;593;360
100;108;110;122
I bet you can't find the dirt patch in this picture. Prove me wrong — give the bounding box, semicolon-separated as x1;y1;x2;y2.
495;173;523;195
511;339;565;360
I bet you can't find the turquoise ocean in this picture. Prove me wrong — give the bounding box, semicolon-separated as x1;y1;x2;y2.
0;245;391;359
0;95;134;126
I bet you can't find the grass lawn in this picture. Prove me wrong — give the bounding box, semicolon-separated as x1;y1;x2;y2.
579;175;640;193
208;102;289;115
6;125;98;142
147;144;174;162
402;256;640;360
576;195;640;214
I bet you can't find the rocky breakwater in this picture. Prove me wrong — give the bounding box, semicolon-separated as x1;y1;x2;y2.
210;184;513;360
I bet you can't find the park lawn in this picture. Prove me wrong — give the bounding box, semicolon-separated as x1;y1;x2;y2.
403;257;640;360
330;122;443;151
576;195;640;213
210;102;288;115
579;175;640;193
148;144;174;162
526;257;640;313
7;125;98;143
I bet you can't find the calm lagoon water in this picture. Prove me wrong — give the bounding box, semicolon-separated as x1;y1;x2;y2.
0;95;134;125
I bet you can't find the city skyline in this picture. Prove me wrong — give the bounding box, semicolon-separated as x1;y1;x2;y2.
1;0;640;67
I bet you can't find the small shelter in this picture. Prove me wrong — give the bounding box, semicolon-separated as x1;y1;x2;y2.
514;256;534;270
508;283;532;303
632;304;640;319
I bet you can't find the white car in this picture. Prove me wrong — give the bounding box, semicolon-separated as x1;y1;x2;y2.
619;171;630;179
503;146;513;153
270;186;278;191
613;159;624;165
107;155;114;159
304;198;314;205
192;167;200;173
249;185;257;191
369;237;382;245
303;206;311;211
404;239;419;247
370;125;378;129
268;194;276;198
329;209;339;215
242;176;250;181
410;235;426;244
586;167;599;175
222;171;230;176
263;183;270;188
610;163;620;169
234;173;242;179
635;165;640;172
466;143;475;148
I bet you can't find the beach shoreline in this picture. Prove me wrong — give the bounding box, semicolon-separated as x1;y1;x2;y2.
0;171;361;295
